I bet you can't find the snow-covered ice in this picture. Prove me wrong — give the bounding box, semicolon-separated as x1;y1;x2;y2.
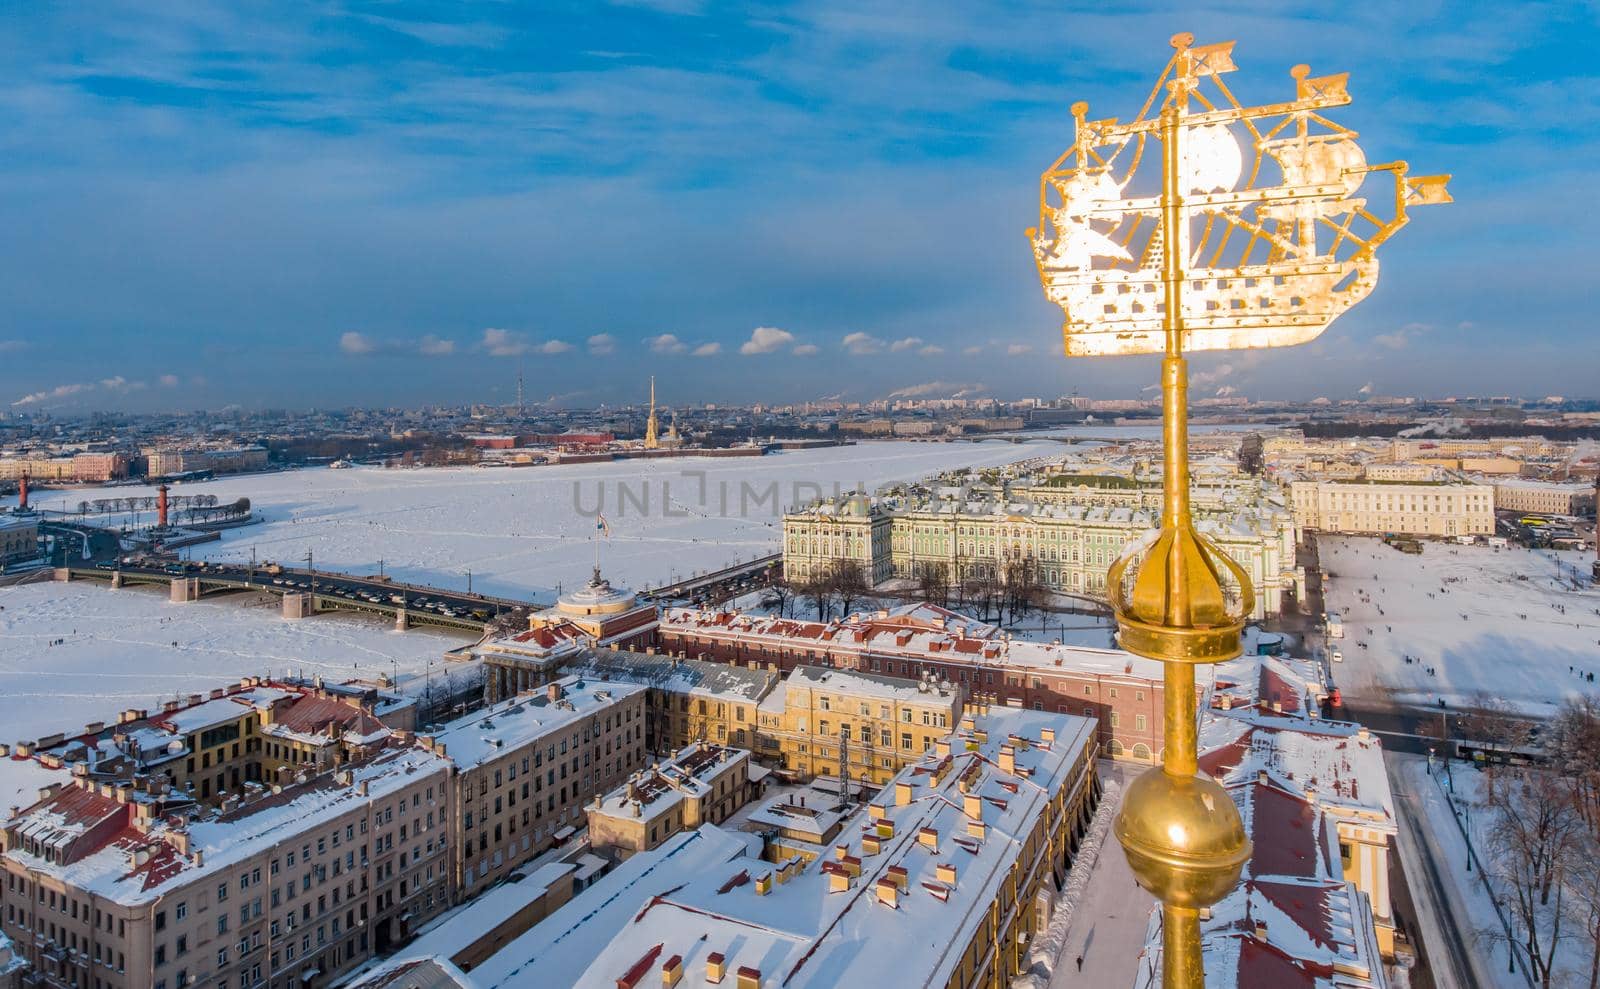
1320;535;1600;717
0;581;467;753
12;440;1071;600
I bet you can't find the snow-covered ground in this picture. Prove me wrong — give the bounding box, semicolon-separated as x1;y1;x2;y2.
8;440;1070;601
0;582;468;753
1320;536;1600;717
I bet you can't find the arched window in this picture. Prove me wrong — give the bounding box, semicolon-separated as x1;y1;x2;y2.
1132;743;1152;761
1107;739;1125;757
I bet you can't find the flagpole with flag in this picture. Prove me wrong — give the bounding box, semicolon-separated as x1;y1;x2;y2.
593;513;611;575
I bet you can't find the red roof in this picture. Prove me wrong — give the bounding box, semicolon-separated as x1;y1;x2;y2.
1245;781;1327;880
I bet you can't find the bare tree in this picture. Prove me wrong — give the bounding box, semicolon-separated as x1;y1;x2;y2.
1483;768;1583;987
916;561;951;610
1567;833;1600;989
800;572;833;622
766;574;794;618
828;560;869;620
1001;552;1044;625
1549;697;1600;832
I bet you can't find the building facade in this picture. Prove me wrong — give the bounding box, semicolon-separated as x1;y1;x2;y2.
1493;479;1595;516
586;743;754;855
784;492;1297;618
1289;478;1495;537
758;666;962;788
657;604;1170;763
0;745;452;989
422;677;647;899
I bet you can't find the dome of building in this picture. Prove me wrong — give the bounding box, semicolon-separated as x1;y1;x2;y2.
556;566;639;617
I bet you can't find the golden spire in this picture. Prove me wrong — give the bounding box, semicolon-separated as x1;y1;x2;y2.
644;375;660;449
1029;33;1447;988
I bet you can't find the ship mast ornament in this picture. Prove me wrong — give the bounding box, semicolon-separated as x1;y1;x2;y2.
1028;34;1448;989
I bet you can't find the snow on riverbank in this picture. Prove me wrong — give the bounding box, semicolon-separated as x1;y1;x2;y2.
1321;535;1600;717
9;440;1067;600
0;582;467;753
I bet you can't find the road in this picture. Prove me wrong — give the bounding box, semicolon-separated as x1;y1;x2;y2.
644;554;781;606
1386;754;1519;989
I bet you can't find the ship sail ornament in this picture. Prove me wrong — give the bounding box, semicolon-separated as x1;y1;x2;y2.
1028;34;1447;989
1030;37;1450;356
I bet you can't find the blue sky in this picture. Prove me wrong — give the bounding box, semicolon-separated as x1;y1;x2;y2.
0;1;1595;411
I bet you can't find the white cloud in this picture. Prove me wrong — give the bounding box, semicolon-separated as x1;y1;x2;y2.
963;345;984;356
692;342;721;357
418;335;455;356
649;333;688;355
1006;343;1033;356
792;343;819;356
0;340;26;353
842;332;884;355
1357;381;1374;396
159;374;180;388
340;331;377;355
889;336;924;353
12;382;93;406
587;334;617;356
1373;321;1432;350
919;345;944;356
98;376;145;392
741;326;795;355
1215;385;1237;397
538;340;574;355
481;328;528;357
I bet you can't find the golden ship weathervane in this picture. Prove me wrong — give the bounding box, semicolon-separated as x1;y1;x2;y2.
1028;33;1448;988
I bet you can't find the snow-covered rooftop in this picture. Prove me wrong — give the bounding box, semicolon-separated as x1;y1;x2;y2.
424;674;642;770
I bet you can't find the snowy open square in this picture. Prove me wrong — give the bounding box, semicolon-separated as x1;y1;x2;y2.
18;439;1071;600
0;581;466;751
1320;535;1600;717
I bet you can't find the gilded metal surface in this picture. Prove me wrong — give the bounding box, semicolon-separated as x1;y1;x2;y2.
1032;33;1446;989
1027;37;1450;357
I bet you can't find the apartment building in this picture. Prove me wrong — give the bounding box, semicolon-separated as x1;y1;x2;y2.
504;705;1101;989
1289;478;1495;537
144;447;269;477
586;743;754;855
559;649;777;755
0;453;127;483
421;676;646;899
0;744;452;989
9;679;408;809
658;603;1169;763
758;666;962;787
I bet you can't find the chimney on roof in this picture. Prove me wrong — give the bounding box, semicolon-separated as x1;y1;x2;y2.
936;862;957;886
963;793;983;821
895;781;914;806
998;745;1016;775
661;954;684;987
735;967;760;989
548;682;564;703
706;953;727;984
875;876;899;908
1254;921;1268;940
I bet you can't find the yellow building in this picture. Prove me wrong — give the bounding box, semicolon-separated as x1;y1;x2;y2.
760;666;962;789
1289;478;1495;537
586;742;755;855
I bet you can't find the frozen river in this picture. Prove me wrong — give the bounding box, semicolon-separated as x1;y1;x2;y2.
15;439;1068;600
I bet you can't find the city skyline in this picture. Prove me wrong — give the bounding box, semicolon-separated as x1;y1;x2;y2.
0;1;1595;411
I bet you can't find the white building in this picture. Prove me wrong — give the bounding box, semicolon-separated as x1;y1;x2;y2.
1289;478;1494;538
